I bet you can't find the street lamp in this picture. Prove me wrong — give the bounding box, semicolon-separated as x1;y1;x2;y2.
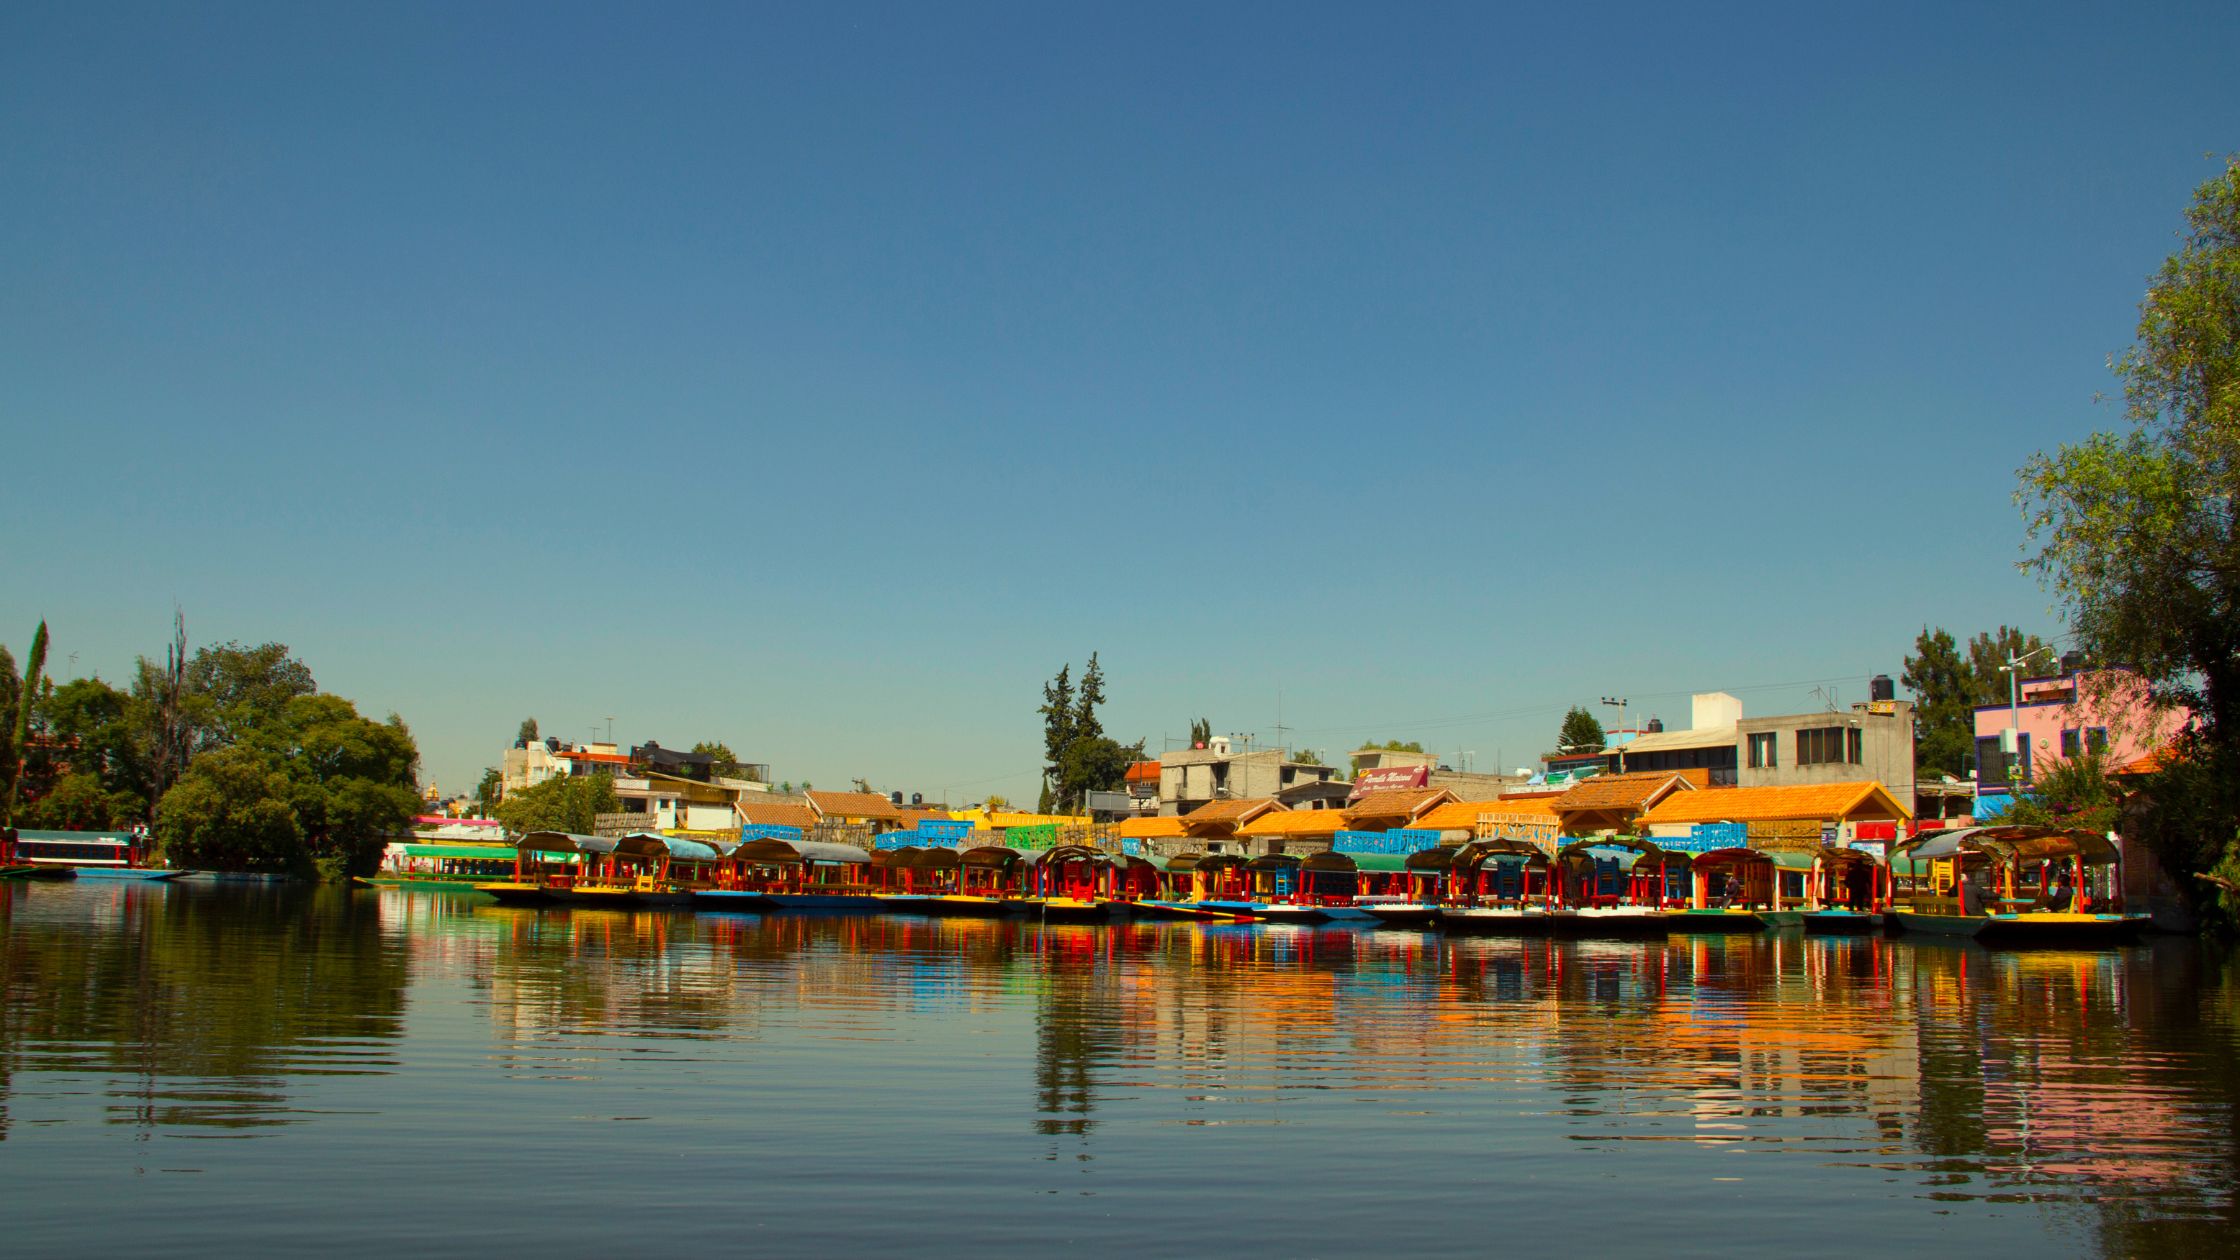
1601;696;1629;774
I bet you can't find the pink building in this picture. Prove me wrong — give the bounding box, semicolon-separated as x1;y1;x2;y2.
1971;667;2189;799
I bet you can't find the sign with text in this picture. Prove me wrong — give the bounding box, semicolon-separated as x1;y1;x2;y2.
1349;766;1430;799
739;824;805;844
1333;828;1444;856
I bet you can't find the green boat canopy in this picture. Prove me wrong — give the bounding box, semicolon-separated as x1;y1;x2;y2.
399;844;517;860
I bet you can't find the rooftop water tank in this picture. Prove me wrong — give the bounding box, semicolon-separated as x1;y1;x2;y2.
1870;674;1896;702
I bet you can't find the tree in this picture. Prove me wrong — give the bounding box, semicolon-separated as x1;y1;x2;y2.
1039;664;1075;811
129;610;192;814
518;717;540;745
6;621;48;826
1364;739;1426;754
1988;747;2123;835
183;641;316;752
1557;706;1606;754
694;741;742;777
1188;717;1211;748
0;644;16;818
24;676;149;828
155;747;308;873
493;773;619;836
1054;736;1143;815
2018;155;2240;918
474;767;503;817
1291;747;1325;767
1073;653;1106;746
1903;627;1976;778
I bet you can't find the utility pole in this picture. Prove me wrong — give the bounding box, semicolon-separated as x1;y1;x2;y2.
2000;645;2052;788
1601;696;1629;774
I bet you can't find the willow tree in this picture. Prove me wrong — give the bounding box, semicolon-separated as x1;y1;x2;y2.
5;620;48;825
2018;155;2240;911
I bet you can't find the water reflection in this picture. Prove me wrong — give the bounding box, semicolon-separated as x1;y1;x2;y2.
0;880;406;1137
2;883;2236;1254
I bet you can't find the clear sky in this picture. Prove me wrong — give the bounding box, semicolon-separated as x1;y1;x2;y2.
5;2;2237;802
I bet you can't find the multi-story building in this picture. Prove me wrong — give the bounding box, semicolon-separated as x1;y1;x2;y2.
1971;665;2189;804
1157;741;1337;816
1738;698;1916;809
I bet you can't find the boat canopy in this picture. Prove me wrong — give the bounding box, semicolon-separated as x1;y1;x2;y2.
399;844;518;860
616;833;722;863
870;847;919;868
516;831;618;856
1556;835;1669;865
1404;845;1463;873
732;838;871;865
1037;844;1109;866
1299;851;1357;873
16;830;133;845
1455;838;1547;868
1898;825;2118;865
1348;852;1410;872
958;845;1024;870
907;846;963;871
1247;852;1303;871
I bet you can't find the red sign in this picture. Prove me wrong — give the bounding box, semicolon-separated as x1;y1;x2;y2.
1349;766;1429;799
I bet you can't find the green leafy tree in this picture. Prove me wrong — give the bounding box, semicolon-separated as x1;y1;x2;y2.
1038;663;1075;811
1365;739;1427;753
6;621;49;824
1073;654;1106;746
0;644;17;816
1188;717;1211;748
518;717;539;745
494;773;620;836
1902;628;1977;778
1054;736;1144;815
155;747;308;873
22;677;149;828
1557;706;1606;754
475;767;503;817
693;741;741;777
1291;747;1325;767
183;641;316;752
2018;155;2240;918
1989;747;2123;835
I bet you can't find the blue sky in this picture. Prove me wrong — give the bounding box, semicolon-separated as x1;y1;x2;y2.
5;2;2237;802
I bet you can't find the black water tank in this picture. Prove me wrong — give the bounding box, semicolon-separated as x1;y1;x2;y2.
1870;674;1895;702
889;790;903;805
911;792;924;806
1645;717;1664;733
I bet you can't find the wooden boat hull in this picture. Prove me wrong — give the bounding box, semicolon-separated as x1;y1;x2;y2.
1892;909;2148;946
1438;906;1554;935
1040;896;1120;923
356;875;490;893
476;882;556;906
693;890;775;913
1132;899;1258;922
917;895;1034;917
1359;902;1440;928
1668;909;1802;934
1550;908;1671;939
1;864;74;880
1801;910;1885;935
760;892;885;912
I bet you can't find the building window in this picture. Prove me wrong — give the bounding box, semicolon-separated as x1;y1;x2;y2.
2088;727;2109;754
2061;728;2081;758
1798;726;1863;766
1847;727;1863;765
1748;732;1778;769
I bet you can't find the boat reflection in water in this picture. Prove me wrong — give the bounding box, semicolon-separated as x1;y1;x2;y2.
2;881;2235;1257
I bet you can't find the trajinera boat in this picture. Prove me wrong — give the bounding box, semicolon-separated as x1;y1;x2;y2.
1133;852;1261;921
1357;845;1463;927
1799;845;1891;934
1437;839;1555;934
1889;825;2148;945
697;837;877;912
360;841;520;891
6;829;182;880
1664;845;1806;932
1547;837;1679;938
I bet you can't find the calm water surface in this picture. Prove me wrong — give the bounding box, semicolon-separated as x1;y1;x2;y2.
3;880;2236;1257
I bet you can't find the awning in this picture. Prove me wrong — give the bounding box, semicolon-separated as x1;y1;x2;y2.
399;844;518;860
616;833;722;863
731;838;871;865
516;831;619;856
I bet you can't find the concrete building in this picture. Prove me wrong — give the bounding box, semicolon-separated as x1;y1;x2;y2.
500;739;630;796
1738;699;1917;810
1158;742;1337;816
1603;693;1742;783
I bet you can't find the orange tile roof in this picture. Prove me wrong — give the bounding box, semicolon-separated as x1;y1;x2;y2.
1638;781;1911;826
806;790;906;821
1236;810;1349;837
737;800;818;830
1413;798;1556;831
1552;771;1695;814
1181;797;1282;824
1118;815;1189;839
1125;760;1161;783
1345;788;1454;822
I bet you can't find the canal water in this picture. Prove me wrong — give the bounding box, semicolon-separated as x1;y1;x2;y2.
2;881;2235;1257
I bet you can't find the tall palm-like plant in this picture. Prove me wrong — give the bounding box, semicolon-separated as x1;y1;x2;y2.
6;620;48;826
